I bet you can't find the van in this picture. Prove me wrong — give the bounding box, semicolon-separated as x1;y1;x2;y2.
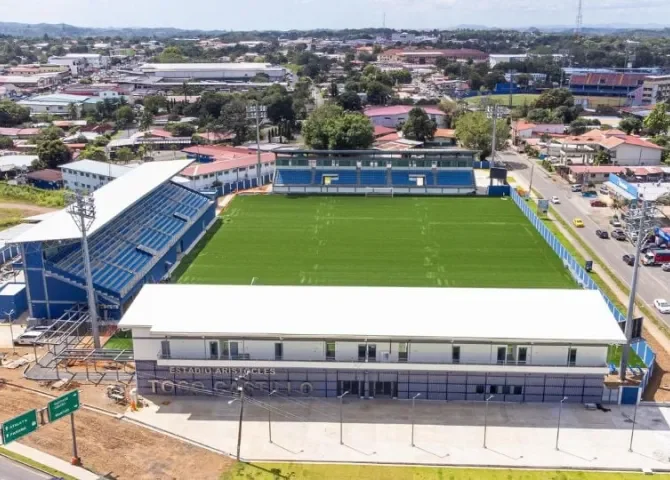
570;184;582;192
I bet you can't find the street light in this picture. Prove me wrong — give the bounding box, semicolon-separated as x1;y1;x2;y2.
67;192;101;349
411;393;421;447
3;309;15;356
629;400;639;452
483;395;494;449
268;389;277;443
228;385;245;461
338;391;349;445
555;397;568;450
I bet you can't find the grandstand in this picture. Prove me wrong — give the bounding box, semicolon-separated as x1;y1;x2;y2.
273;149;482;195
13;160;216;320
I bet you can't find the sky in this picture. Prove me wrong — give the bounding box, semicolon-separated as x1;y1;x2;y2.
0;0;668;31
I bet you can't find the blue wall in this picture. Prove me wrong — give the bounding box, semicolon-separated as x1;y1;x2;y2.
0;284;28;317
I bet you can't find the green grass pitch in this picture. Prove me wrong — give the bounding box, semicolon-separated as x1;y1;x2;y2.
176;196;576;289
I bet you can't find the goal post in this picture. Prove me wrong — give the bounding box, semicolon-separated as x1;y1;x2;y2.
364;187;394;197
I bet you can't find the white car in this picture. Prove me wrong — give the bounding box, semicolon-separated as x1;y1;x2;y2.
654;298;670;314
551;196;560;204
13;330;45;346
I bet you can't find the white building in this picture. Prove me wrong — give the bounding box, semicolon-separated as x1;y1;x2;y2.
17;94;88;116
120;285;626;404
641;75;670;105
391;32;416;44
48;53;109;76
60;159;134;192
139;63;286;81
364;106;446;129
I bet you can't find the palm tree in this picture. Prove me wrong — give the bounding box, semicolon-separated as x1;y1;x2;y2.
68;103;78;120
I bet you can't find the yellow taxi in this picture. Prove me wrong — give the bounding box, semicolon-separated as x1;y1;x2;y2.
573;217;585;228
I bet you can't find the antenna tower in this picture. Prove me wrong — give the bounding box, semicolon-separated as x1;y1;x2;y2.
575;0;583;36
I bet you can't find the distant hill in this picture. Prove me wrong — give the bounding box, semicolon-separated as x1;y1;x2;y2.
0;22;226;38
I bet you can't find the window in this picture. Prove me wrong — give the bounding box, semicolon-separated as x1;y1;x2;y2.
512;386;523;395
358;344;366;361
326;341;336;361
367;344;377;362
502;385;511;395
229;341;239;359
221;341;229;359
160;340;171;358
209;341;219;359
568;348;577;366
496;347;506;364
398;342;408;362
452;345;461;364
273;342;283;361
475;385;485;394
489;385;498;394
518;347;528;365
358;344;376;361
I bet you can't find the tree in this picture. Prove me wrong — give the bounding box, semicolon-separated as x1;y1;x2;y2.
337;91;362;112
644;103;670;136
366;81;392;105
389;69;412;85
143;95;167;115
568;118;591;135
116;147;133;163
158;46;185;63
533;88;574;109
139;110;154;132
0;135;13;149
438;98;459;128
166;122;196;137
36;139;71;169
36;126;64;143
619;117;643;135
68;103;79;120
329;82;339;99
302;104;373;150
454;111;510;160
81;145;108;162
264;94;295;124
0;100;30;127
402;107;437;141
220;100;249;145
593;149;612;166
115;105;135;129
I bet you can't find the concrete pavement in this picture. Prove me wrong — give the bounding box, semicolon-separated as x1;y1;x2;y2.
504;151;670;330
126;395;670;470
1;443;99;480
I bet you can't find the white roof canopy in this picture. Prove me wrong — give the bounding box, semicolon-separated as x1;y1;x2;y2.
14;160;193;243
120;285;627;345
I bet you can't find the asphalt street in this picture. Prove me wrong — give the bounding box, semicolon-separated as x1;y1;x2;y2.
0;455;50;480
504;151;670;328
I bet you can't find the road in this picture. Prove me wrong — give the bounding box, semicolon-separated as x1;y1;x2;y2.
504;151;670;326
0;455;50;480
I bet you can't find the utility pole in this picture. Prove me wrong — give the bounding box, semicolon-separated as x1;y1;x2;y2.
67;192;101;349
4;310;15;355
268;389;277;443
246;103;266;189
411;393;421;447
339;390;349;445
620;199;653;380
555;397;568;450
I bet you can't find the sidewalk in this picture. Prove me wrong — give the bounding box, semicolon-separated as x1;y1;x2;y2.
3;442;99;480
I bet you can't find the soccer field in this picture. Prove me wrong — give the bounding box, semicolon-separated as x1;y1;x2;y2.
177;196;576;289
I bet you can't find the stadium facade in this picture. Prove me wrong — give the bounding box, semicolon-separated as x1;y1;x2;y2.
13;160;216;320
272;149;491;196
120;285;626;404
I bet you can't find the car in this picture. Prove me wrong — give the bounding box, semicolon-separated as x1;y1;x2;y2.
570;184;582;192
590;200;607;207
622;254;635;266
551;196;560;204
595;230;609;239
611;229;626;241
13;330;45;346
610;217;622;227
654;298;670;314
662;263;670;272
599;185;609;194
573;218;584;228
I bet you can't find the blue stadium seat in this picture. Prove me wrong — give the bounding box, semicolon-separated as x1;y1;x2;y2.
275;169;312;185
359;170;387;186
47;182;210;296
436;170;474;187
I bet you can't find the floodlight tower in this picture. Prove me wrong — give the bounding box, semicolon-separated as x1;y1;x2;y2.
67;192;101;349
246;103;267;189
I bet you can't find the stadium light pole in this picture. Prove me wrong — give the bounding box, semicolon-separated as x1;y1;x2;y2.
67;192;101;349
339;390;349;445
411;393;421;447
246;103;266;189
268;389;277;443
3;309;15;355
555;397;568;450
483;395;494;449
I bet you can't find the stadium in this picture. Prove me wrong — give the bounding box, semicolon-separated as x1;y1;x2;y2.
9;150;639;404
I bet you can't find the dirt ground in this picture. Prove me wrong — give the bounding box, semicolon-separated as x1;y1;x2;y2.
642;326;670;402
0;201;56;215
0;349;234;479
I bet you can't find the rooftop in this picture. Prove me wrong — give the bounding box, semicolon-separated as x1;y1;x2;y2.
364;105;444;117
14;160;192;243
60;159;133;178
140;63;281;71
119;285;626;345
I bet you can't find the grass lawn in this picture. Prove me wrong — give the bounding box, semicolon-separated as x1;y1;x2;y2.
0;208;27;230
607;344;646;369
222;463;669;480
465;93;539;107
177;196;575;289
0;447;77;480
103;330;133;350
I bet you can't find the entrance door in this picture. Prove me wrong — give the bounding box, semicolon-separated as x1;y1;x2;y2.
370;381;394;398
339;380;360;396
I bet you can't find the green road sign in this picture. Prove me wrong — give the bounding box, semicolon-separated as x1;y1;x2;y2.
2;410;38;444
47;390;80;423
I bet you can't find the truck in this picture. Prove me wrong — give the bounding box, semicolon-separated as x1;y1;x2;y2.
641;249;670;266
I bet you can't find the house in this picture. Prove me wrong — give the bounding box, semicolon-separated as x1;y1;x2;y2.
565;165;627;185
426;128;457;147
513;122;566;141
364;106;445;128
0;127;41;139
25;169;63;190
378;48;488;64
558;129;663;166
0;74;61;90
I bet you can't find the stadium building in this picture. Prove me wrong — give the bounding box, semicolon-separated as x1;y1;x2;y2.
13;160;216;320
121;285;626;404
273;149;491;196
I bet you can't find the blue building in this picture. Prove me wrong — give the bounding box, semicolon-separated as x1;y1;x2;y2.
13;160;216;320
